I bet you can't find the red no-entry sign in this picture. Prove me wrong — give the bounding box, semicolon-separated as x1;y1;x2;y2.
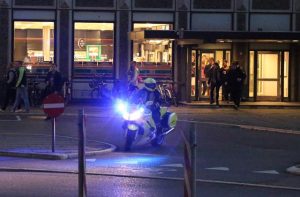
43;93;65;118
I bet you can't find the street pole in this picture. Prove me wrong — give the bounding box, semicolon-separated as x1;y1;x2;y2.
78;109;87;197
190;122;197;197
52;117;56;153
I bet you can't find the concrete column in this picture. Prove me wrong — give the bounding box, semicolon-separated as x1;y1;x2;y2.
177;45;189;102
175;10;189;101
290;44;300;101
57;9;71;80
0;8;10;75
116;10;130;82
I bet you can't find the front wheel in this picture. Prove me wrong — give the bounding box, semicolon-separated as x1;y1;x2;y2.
151;135;165;147
124;130;136;151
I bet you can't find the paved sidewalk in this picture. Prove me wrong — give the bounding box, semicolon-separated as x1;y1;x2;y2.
0;132;116;160
0;104;117;160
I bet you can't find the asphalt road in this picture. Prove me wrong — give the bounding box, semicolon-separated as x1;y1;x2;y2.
0;107;300;196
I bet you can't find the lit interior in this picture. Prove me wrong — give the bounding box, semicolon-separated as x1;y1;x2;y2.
14;21;54;64
74;22;114;65
133;23;173;64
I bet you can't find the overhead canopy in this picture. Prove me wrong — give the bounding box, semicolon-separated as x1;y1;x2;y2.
130;30;300;44
129;30;178;41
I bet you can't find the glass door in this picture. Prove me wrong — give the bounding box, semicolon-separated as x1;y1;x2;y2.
257;52;280;100
190;50;231;101
198;52;214;99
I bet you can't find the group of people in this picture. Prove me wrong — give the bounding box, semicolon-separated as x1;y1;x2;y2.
0;57;63;114
206;58;246;109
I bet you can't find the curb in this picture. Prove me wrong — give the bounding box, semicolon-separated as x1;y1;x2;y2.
179;102;300;109
286;165;300;175
0;144;117;160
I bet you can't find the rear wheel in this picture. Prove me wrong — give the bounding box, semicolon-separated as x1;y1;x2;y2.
124;130;136;151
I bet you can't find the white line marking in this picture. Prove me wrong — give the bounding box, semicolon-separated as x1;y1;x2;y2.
161;164;183;168
179;120;300;135
286;165;300;175
86;159;96;162
205;167;230;171
1;167;300;191
43;103;64;109
253;170;280;175
0;116;21;122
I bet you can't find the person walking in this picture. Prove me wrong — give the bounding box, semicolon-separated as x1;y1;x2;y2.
228;61;246;110
44;63;62;120
208;58;221;106
11;58;30;113
0;62;18;112
220;60;230;102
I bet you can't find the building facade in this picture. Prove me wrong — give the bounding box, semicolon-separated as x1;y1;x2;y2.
0;0;300;102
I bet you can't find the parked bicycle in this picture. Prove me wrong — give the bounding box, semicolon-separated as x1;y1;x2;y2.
157;82;178;107
89;74;111;100
28;79;46;107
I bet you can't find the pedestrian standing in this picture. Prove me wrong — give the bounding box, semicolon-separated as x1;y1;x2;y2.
127;61;140;93
0;62;18;112
208;58;221;106
44;63;62;120
228;61;246;110
220;60;230;102
44;63;62;96
11;58;30;113
203;57;212;96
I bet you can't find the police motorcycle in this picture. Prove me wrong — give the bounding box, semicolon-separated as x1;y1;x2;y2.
116;99;177;151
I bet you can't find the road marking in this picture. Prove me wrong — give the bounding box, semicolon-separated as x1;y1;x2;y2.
16;116;21;121
161;163;183;168
205;167;230;171
286;165;300;175
253;170;280;175
0;115;21;122
179;119;300;135
1;167;300;191
86;159;96;162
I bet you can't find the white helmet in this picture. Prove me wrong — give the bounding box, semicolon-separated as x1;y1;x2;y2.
144;78;156;91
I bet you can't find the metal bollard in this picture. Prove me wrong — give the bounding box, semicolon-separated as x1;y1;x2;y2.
190;122;197;197
52;117;56;153
183;122;197;197
78;109;87;197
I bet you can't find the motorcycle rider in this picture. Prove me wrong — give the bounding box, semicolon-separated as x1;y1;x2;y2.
131;78;162;134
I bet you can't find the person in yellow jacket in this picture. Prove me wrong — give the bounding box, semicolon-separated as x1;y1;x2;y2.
11;58;30;113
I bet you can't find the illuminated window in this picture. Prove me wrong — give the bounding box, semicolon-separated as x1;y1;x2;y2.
133;23;172;64
133;23;173;80
14;21;54;65
284;52;289;98
74;22;114;67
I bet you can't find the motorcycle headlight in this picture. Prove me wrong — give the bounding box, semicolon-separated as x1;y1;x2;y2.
123;107;144;121
116;100;128;114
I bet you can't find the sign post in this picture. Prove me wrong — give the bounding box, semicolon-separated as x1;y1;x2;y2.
43;93;65;153
78;109;87;197
181;122;197;197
